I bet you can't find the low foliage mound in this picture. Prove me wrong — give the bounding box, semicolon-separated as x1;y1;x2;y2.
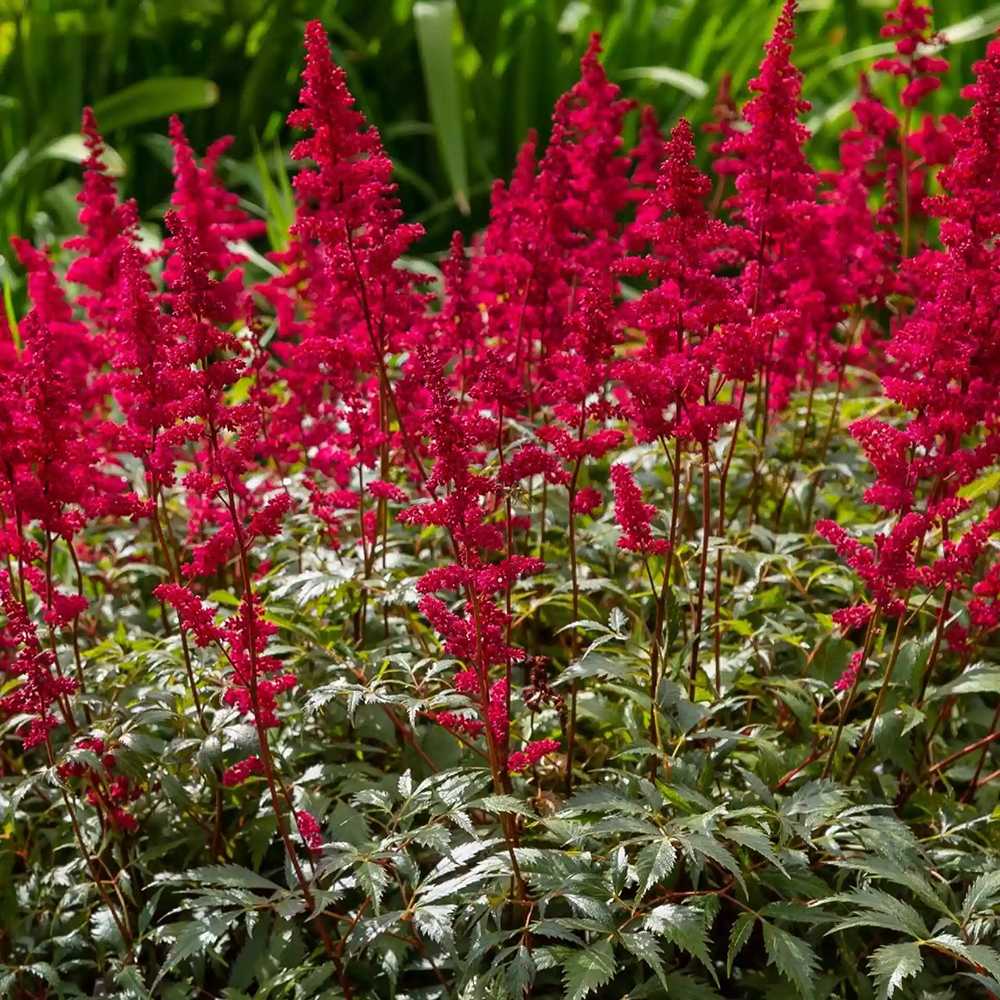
2;1;1000;997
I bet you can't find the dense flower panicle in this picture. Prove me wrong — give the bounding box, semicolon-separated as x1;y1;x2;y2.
154;583;223;647
875;0;949;108
435;711;485;738
832;604;875;634
610;464;668;555
704;73;741;177
11;238;100;403
222;755;265;787
164;116;265;290
870;35;1000;521
261;20;426;478
816;518;919;617
849;417;914;511
721;0;847;411
220;595;295;729
367;479;408;503
247;493;294;540
538;33;633;274
932;37;1000;248
572;487;603;516
723;1;814;244
401;349;558;761
970;561;1000;633
64;108;141;337
617;118;748;444
1;256;127;540
295;809;323;853
507;739;560;773
57;735;142;832
629;106;667;196
833;650;866;693
0;572;76;750
821;77;900;305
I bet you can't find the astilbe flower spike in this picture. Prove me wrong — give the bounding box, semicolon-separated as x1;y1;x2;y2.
63;108;141;340
400;349;557;777
164;116;265;291
722;0;845;416
0;571;75;750
875;0;949;109
261;20;426;489
610;465;668;556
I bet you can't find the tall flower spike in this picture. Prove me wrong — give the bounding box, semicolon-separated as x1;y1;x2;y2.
163;116;265;291
723;0;846;414
617;119;747;444
537;33;633;275
610;464;668;555
723;0;814;246
64;108;140;337
259;20;426;481
875;0;949;109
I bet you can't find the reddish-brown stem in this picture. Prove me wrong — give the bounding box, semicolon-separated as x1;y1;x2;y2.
822;610;881;778
462;581;527;904
688;442;713;699
46;739;134;948
966;700;1000;798
642;555;668;778
845;609;907;783
564;451;584;794
927;731;1000;778
915;592;953;709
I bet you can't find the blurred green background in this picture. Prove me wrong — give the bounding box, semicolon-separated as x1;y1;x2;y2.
2;0;999;266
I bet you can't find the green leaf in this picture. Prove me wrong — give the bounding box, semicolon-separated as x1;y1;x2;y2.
835;857;950;917
414;0;469;214
507;945;536;998
869;942;923;1000
762;921;818;999
94;77;219;132
826;888;928;939
620;931;667;989
618;65;709;98
634;839;677;898
643;904;714;978
726;825;788;877
930;665;1000;699
727;912;756;976
356;860;392;911
929;934;1000;982
962;870;1000;922
172;865;281;892
659;971;725;998
958;467;1000;501
37;134;126;175
562;938;616;1000
676;831;747;895
413;904;455;945
155;914;239;983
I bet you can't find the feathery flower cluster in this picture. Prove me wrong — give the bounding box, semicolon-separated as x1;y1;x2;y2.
610;465;668;556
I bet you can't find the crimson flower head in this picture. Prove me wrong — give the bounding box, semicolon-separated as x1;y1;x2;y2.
538;32;634;269
64;108;140;335
723;0;814;242
0;571;76;750
610;465;668;556
164;116;265;288
875;0;949;108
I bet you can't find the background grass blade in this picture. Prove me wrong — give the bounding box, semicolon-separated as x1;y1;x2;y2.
414;0;470;215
